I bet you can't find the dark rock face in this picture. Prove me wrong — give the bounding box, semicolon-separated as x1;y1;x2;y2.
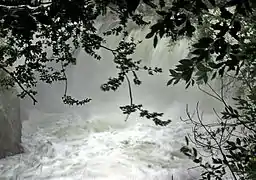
0;88;23;159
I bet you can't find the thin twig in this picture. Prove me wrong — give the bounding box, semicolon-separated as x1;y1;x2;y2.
124;73;133;122
61;62;68;97
195;103;238;180
198;85;222;102
100;45;116;53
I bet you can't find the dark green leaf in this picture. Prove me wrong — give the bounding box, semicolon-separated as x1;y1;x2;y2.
236;138;241;145
233;20;241;32
208;0;215;6
192;49;204;55
192;39;212;48
179;59;193;66
212;157;222;164
197;63;211;72
185;81;191;89
211;22;222;30
185;20;196;37
185;136;189;145
191;79;195;86
156;10;168;16
159;28;165;38
196;0;209;11
167;78;174;86
227;141;236;148
208;62;224;69
169;69;178;76
203;73;208;83
151;22;163;33
182;68;194;83
198;37;213;46
173;78;180;85
176;64;188;71
211;71;217;80
193;147;198;157
153;35;158;48
193;158;201;163
216;54;225;61
180;146;191;154
220;7;233;19
146;31;154;39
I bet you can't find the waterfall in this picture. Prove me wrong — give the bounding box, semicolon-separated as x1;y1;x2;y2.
0;14;226;180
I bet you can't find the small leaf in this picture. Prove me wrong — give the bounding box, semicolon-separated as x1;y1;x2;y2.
150;22;163;33
179;59;193;66
191;79;195;86
185;136;189;145
153;35;158;48
227;141;236;148
192;49;203;55
176;64;188;71
180;146;191;153
196;0;208;11
211;22;223;30
208;0;215;6
193;158;201;163
220;7;233;19
185;81;191;89
197;63;211;72
207;173;211;180
159;28;165;38
216;54;225;61
193;147;198;157
212;157;222;164
203;73;208;83
156;10;167;16
192;42;208;49
211;71;217;80
169;69;177;76
200;37;213;43
233;20;241;32
218;66;225;77
173;78;180;85
185;20;196;37
146;31;154;39
236;138;241;145
167;78;174;86
208;62;223;69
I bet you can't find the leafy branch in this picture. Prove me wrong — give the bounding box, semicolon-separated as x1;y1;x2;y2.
0;63;38;104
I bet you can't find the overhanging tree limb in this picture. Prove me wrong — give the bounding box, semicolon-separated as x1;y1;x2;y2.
0;64;37;104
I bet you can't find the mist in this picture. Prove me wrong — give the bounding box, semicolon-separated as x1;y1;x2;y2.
4;14;228;180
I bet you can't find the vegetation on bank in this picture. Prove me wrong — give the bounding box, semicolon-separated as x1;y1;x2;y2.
0;0;256;179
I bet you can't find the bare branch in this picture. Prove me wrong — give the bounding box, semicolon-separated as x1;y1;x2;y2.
124;73;133;122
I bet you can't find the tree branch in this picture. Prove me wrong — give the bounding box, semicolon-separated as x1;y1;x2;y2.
124;73;133;122
0;64;37;104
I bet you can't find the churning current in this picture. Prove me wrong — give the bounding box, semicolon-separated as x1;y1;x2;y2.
0;15;224;180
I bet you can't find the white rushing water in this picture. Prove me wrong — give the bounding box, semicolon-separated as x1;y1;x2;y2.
0;14;226;180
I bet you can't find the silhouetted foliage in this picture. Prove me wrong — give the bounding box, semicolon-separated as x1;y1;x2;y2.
0;0;172;125
1;0;256;178
143;0;256;179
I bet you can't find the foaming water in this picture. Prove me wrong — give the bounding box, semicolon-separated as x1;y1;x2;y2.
0;108;201;180
0;15;226;179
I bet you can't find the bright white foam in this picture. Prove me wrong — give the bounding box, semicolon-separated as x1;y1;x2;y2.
0;108;201;180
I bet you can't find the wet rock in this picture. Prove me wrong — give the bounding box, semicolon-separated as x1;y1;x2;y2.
0;87;23;159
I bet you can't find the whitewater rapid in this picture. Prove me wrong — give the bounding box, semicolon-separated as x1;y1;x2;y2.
0;13;225;180
0;109;201;180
